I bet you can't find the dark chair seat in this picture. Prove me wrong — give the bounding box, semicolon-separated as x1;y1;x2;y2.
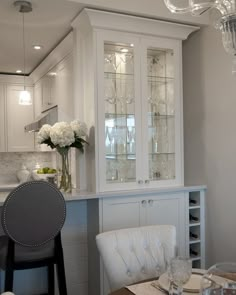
0;236;54;269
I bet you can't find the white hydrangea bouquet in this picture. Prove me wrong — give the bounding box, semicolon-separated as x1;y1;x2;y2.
37;120;88;192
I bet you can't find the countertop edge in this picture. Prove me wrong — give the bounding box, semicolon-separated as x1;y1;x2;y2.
0;184;207;205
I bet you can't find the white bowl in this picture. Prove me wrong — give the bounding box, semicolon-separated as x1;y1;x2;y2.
32;171;57;181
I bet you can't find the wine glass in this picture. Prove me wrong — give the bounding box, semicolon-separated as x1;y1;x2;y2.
152;126;159;153
169;257;192;295
127;126;135;154
104;79;117;104
201;262;236;295
107;127;116;154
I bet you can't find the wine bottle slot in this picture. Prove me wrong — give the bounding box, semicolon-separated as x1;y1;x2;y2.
189;199;197;204
190;248;199;256
189;214;199;222
189;232;198;239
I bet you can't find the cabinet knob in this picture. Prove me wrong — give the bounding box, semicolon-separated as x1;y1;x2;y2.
138;180;143;184
145;179;150;184
141;200;147;206
148;199;153;206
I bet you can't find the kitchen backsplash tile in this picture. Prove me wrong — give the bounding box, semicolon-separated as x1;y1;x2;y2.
0;152;55;183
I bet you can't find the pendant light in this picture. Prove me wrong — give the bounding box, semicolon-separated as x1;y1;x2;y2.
14;1;32;105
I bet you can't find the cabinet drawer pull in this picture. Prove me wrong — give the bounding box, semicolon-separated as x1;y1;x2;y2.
138;180;143;184
141;200;147;206
148;199;153;206
145;179;150;184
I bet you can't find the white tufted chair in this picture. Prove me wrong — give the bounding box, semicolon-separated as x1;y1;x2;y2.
96;225;176;291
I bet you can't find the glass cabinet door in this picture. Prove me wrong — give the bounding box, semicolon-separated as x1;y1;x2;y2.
141;39;182;186
102;40;139;188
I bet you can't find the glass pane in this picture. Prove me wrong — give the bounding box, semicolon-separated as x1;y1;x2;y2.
147;47;175;181
104;42;136;184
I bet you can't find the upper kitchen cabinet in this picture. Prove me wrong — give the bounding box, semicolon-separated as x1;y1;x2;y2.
72;9;198;192
0;75;35;153
6;85;34;152
41;74;57;112
32;33;74;122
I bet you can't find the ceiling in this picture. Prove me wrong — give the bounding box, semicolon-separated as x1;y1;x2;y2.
0;0;84;75
0;0;209;76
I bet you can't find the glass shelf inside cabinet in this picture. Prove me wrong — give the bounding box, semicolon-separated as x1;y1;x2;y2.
104;42;136;184
147;47;175;181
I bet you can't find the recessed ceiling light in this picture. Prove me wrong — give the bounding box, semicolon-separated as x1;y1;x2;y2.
130;44;134;47
49;72;57;76
16;70;22;73
120;48;129;53
33;45;43;50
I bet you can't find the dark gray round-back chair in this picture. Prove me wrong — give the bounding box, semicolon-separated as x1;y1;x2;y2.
0;181;67;295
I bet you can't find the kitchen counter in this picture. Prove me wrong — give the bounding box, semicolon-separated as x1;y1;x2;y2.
0;184;207;205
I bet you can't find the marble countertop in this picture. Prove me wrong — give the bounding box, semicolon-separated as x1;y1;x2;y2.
0;184;207;205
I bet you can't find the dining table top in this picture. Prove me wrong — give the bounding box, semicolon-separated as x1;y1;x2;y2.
109;279;154;295
110;287;132;295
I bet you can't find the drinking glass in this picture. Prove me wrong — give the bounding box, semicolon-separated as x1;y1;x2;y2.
128;126;136;154
104;79;117;104
201;262;236;295
107;127;116;154
169;257;192;295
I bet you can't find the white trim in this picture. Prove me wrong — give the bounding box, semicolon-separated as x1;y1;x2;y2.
68;0;209;25
30;32;73;84
72;8;199;40
0;75;33;85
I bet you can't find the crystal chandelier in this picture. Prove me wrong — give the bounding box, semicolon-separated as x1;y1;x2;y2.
164;0;236;74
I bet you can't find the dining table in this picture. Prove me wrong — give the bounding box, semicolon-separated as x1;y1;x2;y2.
109;278;164;295
109;269;206;295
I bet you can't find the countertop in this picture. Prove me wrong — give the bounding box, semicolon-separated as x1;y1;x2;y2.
0;184;207;205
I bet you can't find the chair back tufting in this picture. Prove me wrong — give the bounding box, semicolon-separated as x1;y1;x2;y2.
96;225;176;291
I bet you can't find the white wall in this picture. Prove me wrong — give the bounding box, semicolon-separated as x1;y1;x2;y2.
183;26;236;266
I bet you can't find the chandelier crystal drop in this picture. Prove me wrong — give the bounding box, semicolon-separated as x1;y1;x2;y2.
164;0;236;74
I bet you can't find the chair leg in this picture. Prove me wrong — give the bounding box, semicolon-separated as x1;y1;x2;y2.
56;256;67;295
48;264;55;295
5;268;14;292
55;233;67;295
5;239;14;292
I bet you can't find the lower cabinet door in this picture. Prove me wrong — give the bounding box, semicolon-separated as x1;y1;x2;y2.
101;196;145;295
102;196;145;232
100;193;187;295
145;193;187;257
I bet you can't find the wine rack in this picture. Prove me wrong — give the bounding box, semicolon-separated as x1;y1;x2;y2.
188;190;205;269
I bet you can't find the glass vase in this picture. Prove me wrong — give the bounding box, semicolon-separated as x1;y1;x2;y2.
56;147;72;193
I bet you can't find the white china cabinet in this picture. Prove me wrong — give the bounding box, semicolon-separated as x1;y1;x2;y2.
72;9;198;192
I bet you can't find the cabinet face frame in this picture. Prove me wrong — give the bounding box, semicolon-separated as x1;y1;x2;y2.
140;37;184;187
96;30;184;192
